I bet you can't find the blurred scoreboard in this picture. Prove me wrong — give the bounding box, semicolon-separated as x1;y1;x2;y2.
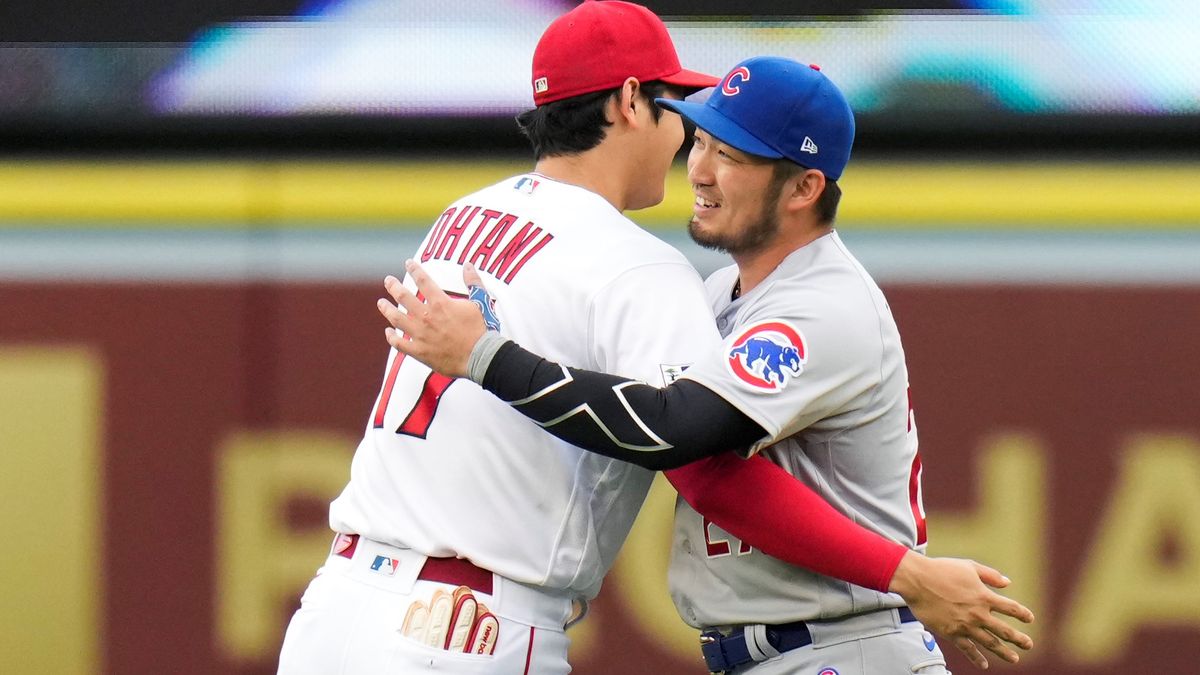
0;0;1197;152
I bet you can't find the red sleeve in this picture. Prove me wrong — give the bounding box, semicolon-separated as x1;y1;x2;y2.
664;452;907;593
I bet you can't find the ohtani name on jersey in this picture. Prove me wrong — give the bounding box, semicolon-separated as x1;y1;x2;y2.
419;205;554;284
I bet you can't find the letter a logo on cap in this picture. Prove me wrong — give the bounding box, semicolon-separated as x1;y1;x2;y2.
721;66;750;96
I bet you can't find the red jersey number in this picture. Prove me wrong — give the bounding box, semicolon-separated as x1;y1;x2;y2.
702;517;752;558
370;290;464;438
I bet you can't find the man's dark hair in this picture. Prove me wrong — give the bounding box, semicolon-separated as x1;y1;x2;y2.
516;81;672;160
772;159;842;225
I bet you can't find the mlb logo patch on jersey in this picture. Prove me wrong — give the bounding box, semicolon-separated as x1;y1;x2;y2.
725;320;807;393
370;555;400;576
513;176;540;194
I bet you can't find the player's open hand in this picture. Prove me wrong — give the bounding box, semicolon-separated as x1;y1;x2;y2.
377;260;490;379
889;553;1035;670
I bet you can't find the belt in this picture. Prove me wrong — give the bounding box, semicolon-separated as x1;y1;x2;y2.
700;607;918;674
333;533;494;595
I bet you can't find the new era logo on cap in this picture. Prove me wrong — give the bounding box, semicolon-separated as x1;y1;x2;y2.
534;77;548;94
801;136;818;154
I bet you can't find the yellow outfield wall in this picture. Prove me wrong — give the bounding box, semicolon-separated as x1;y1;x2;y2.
0;160;1197;229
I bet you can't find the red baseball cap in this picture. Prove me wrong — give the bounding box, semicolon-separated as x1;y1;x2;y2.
531;1;718;106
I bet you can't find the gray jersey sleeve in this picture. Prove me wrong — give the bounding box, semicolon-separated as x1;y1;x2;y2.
680;276;883;457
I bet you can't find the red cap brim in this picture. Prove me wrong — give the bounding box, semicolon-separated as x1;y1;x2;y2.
659;67;720;91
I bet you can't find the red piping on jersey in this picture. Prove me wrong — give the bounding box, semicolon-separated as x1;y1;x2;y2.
523;627;536;675
525;172;563;185
908;453;928;546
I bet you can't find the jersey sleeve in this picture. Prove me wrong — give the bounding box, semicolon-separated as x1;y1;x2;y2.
680;285;880;456
479;341;766;470
664;453;907;592
475;279;881;464
476;258;765;470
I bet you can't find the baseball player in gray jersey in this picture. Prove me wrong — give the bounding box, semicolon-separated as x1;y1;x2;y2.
380;55;1035;673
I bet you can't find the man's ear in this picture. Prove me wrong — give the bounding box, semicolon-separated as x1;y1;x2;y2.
613;77;642;128
784;169;826;213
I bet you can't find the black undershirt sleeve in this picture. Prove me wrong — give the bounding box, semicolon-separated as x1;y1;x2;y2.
480;340;767;471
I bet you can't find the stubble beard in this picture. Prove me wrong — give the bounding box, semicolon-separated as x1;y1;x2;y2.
687;197;781;255
687;168;789;254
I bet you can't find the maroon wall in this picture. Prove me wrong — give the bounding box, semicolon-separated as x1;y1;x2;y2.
2;281;1198;674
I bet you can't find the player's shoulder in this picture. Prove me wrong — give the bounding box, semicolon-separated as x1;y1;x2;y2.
779;233;883;306
456;173;545;205
739;236;889;344
480;175;683;253
615;226;693;266
819;231;885;291
561;204;695;270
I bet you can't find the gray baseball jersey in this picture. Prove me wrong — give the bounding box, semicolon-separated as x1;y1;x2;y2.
671;230;927;628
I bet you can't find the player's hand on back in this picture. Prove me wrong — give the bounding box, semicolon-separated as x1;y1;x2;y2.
378;260;492;379
889;552;1035;670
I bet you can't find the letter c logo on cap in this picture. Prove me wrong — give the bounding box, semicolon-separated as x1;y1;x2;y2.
721;67;750;96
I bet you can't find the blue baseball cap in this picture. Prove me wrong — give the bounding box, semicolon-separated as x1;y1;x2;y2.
656;56;855;180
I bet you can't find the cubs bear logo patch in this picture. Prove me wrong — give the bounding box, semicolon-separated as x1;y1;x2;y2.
725;320;807;392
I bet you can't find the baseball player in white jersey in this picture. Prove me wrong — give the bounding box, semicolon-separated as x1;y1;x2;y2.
277;4;1008;673
276;3;724;672
378;55;1036;673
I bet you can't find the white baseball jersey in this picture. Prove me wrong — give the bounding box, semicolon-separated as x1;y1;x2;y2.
329;173;722;600
670;230;926;628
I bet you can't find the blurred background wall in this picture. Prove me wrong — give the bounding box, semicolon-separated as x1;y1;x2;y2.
1;1;1198;673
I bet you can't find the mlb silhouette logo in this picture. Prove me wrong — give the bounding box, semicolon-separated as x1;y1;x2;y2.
370;555;400;576
514;176;540;194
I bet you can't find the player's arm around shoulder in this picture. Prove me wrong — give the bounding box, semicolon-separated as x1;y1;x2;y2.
380;259;769;469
